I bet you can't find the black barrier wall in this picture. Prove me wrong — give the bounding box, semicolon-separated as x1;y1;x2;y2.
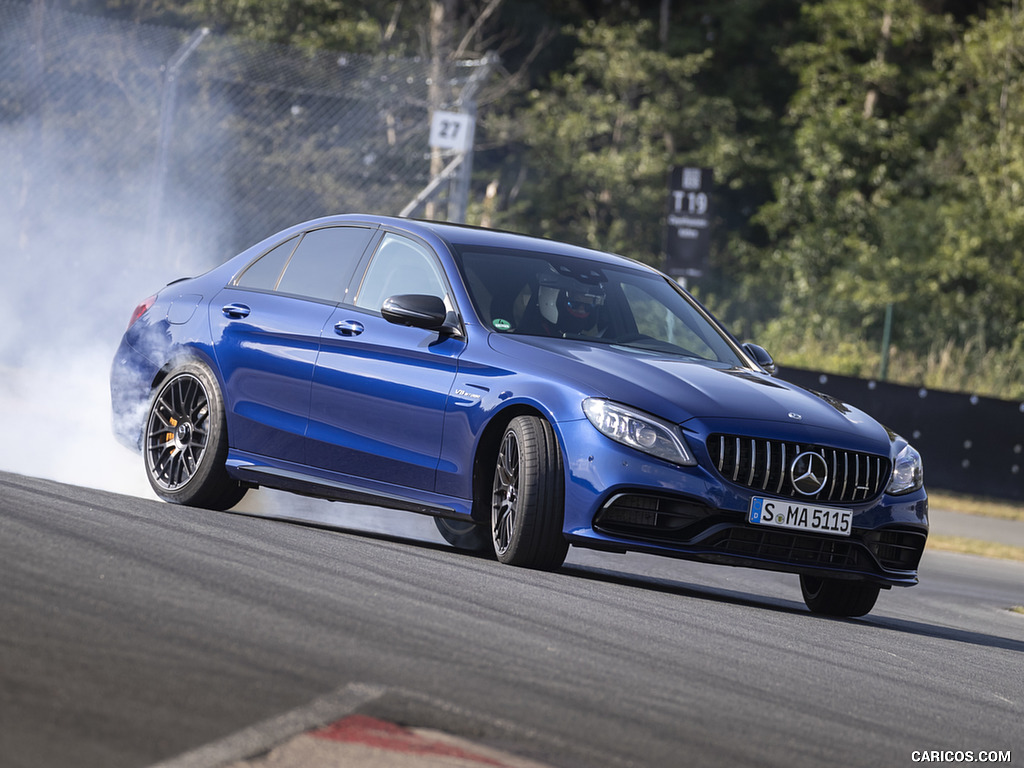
777;368;1024;502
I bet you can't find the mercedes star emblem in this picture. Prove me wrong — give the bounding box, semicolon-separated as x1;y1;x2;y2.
790;451;829;496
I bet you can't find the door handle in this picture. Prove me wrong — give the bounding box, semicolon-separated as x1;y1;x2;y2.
222;303;251;319
334;320;364;337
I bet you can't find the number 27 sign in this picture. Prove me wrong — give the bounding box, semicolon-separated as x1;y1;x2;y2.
429;110;474;152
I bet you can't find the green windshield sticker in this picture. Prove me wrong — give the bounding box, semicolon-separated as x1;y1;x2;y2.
492;318;512;331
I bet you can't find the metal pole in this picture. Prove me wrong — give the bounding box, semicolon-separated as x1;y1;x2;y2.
399;154;464;218
446;53;497;223
446;98;477;224
145;27;209;259
880;302;894;381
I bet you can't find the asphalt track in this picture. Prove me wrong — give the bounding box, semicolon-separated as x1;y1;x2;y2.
1;470;1021;768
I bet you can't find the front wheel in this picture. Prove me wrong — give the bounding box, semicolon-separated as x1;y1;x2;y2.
144;361;246;511
800;575;880;617
434;517;493;555
491;415;568;570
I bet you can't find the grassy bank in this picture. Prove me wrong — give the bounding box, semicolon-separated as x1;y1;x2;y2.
927;535;1024;563
926;491;1024;562
751;326;1024;402
928;491;1024;522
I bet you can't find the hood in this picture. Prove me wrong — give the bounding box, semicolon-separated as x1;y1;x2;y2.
489;334;890;446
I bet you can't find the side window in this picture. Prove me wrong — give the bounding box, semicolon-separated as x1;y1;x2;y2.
277;226;375;303
354;233;449;312
234;236;299;291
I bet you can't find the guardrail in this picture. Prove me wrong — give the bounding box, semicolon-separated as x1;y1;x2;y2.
777;367;1023;502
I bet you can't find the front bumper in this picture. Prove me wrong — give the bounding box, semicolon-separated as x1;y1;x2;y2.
558;419;928;587
586;491;927;586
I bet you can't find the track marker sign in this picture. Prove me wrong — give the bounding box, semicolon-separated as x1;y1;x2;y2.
665;166;713;279
429;111;473;152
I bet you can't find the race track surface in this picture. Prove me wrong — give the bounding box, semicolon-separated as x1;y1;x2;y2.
1;471;1021;768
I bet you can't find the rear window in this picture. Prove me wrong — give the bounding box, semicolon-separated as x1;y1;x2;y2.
234;226;374;303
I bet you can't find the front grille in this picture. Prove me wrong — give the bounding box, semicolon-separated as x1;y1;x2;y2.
707;434;891;504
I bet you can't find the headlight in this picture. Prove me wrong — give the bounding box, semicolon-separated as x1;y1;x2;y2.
887;441;923;495
582;398;695;466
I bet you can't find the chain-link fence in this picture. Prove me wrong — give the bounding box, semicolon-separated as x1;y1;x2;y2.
0;0;488;270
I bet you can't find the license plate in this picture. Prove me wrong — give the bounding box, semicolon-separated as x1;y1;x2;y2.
748;497;852;537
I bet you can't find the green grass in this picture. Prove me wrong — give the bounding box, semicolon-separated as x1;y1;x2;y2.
927;535;1024;562
928;491;1024;522
925;492;1024;561
752;325;1024;401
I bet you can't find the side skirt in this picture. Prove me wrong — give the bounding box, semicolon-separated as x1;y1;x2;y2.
226;456;468;519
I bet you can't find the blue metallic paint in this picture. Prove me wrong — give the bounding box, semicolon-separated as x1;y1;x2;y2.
309;309;463;489
210;287;335;460
111;213;927;593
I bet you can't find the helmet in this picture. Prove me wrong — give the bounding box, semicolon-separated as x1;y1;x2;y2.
536;268;605;336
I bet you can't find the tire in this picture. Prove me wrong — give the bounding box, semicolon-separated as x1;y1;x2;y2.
144;361;246;511
490;415;569;570
800;575;880;617
434;516;493;556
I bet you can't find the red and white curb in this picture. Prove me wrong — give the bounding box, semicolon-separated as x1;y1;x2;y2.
225;714;550;767
152;683;552;768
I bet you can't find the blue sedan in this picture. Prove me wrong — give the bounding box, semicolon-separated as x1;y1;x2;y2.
111;214;927;617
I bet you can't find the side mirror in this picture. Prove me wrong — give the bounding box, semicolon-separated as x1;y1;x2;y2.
381;294;457;334
743;343;777;376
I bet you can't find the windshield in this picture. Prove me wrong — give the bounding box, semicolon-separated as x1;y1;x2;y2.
454;246;745;366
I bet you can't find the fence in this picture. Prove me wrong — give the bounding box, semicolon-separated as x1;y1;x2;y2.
779;367;1024;502
5;3;1018;504
0;0;488;270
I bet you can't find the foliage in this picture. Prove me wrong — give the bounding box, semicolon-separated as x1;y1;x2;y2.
754;0;955;349
55;0;1024;397
755;323;1024;400
491;19;725;261
738;0;1023;396
921;2;1024;352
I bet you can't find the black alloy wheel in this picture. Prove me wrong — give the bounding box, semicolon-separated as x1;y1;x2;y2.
144;361;246;510
491;415;568;570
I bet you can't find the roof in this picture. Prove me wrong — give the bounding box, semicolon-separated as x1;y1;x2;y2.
322;214;651;272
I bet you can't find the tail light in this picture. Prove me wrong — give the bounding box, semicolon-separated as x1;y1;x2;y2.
127;295;157;329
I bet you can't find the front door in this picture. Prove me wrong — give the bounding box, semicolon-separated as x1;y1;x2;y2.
306;232;463;491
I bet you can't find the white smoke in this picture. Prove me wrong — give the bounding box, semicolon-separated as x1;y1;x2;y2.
0;149;442;545
0;2;213;497
0;7;444;546
0;103;442;546
0;122;203;498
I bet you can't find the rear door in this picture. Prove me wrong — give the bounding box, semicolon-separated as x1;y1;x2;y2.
307;231;463;491
211;225;378;461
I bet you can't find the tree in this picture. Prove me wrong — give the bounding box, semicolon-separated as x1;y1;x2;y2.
919;1;1024;351
494;18;731;263
753;0;956;357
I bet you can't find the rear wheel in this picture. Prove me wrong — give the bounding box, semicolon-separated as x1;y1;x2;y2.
144;361;246;511
800;575;880;617
490;415;568;570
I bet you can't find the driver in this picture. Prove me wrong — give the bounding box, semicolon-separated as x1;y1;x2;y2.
536;271;605;337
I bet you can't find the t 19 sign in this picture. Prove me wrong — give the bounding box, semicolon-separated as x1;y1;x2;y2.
664;166;713;280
